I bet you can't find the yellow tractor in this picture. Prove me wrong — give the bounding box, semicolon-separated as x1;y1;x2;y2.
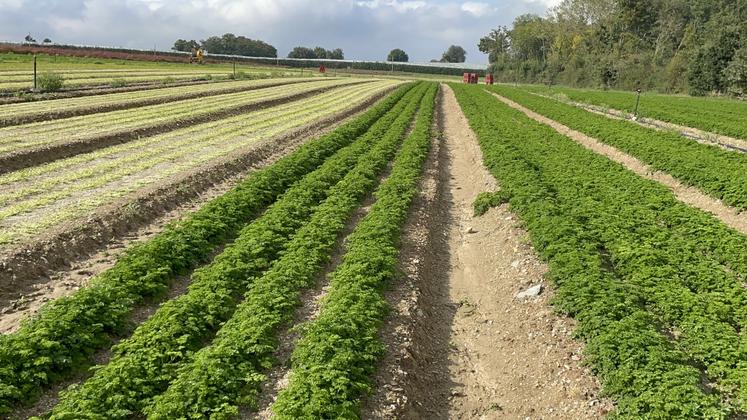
190;48;205;64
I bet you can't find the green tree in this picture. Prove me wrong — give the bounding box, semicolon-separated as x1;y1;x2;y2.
441;45;467;63
387;48;409;62
313;47;328;59
328;48;344;59
724;45;747;95
172;39;200;52
478;27;510;63
199;34;276;57
287;47;317;59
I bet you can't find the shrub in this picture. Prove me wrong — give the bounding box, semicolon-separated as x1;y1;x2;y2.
110;78;127;88
37;72;64;91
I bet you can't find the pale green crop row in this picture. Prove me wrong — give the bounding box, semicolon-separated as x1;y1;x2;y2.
0;71;241;91
0;77;310;121
0;80;400;245
0;78;359;155
0;70;234;83
0;65;273;77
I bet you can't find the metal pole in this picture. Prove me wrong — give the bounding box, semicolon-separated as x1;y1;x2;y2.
233;61;236;78
33;54;37;91
634;88;642;119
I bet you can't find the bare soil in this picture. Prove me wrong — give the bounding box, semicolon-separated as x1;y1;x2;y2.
0;80;368;173
491;92;747;238
0;87;395;331
363;85;611;419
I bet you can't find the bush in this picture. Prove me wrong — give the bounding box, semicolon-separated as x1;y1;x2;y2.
110;78;127;88
37;72;64;91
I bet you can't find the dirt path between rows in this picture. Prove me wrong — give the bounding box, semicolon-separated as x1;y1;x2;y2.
363;84;610;419
529;92;747;153
491;92;747;238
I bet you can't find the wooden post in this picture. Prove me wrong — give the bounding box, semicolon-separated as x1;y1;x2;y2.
634;88;642;119
33;54;37;91
233;61;236;78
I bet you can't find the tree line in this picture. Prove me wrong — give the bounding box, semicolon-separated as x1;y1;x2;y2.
173;34;277;58
478;0;747;95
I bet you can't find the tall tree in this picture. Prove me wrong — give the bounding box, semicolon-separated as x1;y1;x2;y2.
172;39;200;52
441;45;467;63
313;47;328;59
328;48;344;59
287;46;317;59
387;48;409;62
198;34;276;57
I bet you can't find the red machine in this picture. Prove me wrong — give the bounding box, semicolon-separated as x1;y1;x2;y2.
319;65;326;73
463;72;480;84
485;74;494;85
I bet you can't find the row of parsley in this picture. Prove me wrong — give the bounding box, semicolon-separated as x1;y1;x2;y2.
44;82;431;419
0;82;415;414
491;85;747;210
271;83;438;418
452;84;746;417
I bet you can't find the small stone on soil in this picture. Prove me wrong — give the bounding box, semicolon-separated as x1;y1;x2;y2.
516;284;543;299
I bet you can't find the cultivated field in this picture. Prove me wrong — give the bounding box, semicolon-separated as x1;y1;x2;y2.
1;53;746;420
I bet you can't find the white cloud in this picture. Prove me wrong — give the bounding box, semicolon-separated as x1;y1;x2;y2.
356;0;426;13
460;2;494;17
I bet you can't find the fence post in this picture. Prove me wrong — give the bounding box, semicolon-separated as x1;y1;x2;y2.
33;54;37;91
233;61;236;78
634;88;642;119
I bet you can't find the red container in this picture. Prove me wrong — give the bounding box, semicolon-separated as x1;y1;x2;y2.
470;73;478;84
485;74;494;85
463;72;470;83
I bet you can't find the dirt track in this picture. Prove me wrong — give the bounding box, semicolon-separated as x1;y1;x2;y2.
364;84;610;418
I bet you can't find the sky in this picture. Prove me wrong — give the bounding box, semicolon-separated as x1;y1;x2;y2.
0;0;561;64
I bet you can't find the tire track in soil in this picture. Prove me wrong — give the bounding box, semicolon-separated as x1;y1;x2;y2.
0;87;396;331
365;84;610;419
0;80;368;174
490;91;747;238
